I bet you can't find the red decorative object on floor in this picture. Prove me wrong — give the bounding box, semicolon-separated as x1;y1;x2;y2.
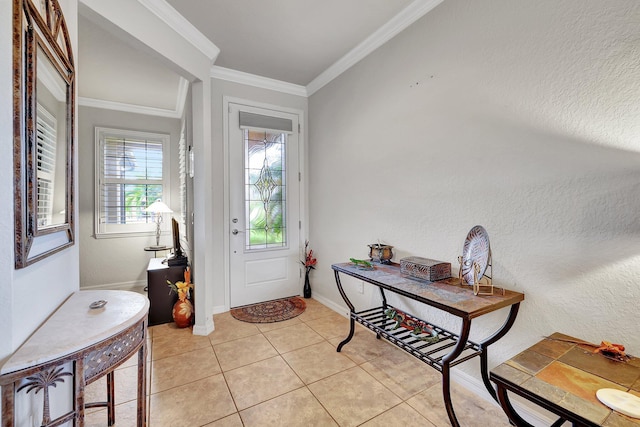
172;299;194;328
167;267;194;328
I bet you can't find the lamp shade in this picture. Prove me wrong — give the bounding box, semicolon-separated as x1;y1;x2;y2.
145;200;173;214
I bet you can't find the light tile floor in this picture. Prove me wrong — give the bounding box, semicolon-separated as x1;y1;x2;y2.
84;298;511;426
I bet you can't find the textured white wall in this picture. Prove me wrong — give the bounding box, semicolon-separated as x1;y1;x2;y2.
0;0;15;359
308;0;640;380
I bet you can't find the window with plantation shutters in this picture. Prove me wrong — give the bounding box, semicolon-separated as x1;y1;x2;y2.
95;127;170;237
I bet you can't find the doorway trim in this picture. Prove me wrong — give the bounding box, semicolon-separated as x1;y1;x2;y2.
222;96;307;311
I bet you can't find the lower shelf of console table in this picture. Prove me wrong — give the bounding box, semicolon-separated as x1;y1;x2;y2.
351;305;483;371
332;262;524;427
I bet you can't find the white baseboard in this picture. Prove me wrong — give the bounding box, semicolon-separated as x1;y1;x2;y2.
212;305;227;315
81;280;147;292
310;293;350;317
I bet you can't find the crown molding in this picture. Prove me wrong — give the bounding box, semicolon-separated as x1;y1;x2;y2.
137;0;220;61
39;63;66;103
209;0;443;98
306;0;444;96
79;97;182;118
211;66;308;97
84;0;441;101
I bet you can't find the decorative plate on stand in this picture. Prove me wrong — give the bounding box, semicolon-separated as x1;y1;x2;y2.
461;225;490;285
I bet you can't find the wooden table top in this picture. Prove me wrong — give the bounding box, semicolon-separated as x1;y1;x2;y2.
332;262;524;319
491;332;640;426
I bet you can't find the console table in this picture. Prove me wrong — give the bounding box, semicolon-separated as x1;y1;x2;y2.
0;290;149;427
491;332;640;426
332;262;524;427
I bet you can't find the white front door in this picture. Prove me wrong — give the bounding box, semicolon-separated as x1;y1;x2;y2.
228;102;301;307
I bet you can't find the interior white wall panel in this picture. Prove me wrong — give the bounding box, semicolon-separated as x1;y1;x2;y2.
308;0;640;382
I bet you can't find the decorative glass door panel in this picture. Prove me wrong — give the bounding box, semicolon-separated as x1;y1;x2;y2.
244;130;287;250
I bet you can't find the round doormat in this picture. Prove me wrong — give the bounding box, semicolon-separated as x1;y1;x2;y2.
230;296;306;323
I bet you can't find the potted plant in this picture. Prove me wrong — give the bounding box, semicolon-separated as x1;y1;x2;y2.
167;266;194;328
301;241;317;298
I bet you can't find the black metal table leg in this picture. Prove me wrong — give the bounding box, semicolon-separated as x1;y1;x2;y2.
335;270;356;352
376;288;388;339
495;376;580;427
441;317;472;427
479;303;521;401
379;287;387;308
496;384;535;427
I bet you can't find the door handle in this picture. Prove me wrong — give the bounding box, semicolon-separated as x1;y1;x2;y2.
232;229;241;235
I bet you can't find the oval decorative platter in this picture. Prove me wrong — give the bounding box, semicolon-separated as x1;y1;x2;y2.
89;300;107;309
596;388;640;419
461;225;490;285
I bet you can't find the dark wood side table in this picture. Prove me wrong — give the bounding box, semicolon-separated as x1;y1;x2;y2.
490;332;640;426
147;258;185;326
332;262;525;427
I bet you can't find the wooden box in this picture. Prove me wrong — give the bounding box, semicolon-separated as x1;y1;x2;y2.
400;257;451;281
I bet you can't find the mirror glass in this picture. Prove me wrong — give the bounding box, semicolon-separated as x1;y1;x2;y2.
14;0;75;268
35;45;68;229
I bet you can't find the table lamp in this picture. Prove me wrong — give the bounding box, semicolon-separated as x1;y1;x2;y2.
145;200;173;248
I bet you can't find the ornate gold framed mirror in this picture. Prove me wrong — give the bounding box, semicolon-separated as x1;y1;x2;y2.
14;0;75;268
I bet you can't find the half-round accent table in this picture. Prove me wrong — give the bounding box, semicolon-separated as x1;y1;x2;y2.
0;290;149;426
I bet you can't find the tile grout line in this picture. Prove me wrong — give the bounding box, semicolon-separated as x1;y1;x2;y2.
146;301;481;426
209;306;352;425
238;321;343;427
211;338;244;425
90;308;463;426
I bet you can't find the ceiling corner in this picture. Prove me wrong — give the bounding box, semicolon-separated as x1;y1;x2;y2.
306;0;444;96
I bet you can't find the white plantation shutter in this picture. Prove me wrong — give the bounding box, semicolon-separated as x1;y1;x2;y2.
36;104;57;227
178;121;187;229
95;127;169;236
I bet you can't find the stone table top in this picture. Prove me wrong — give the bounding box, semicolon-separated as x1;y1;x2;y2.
491;332;640;426
1;290;149;375
332;262;524;319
